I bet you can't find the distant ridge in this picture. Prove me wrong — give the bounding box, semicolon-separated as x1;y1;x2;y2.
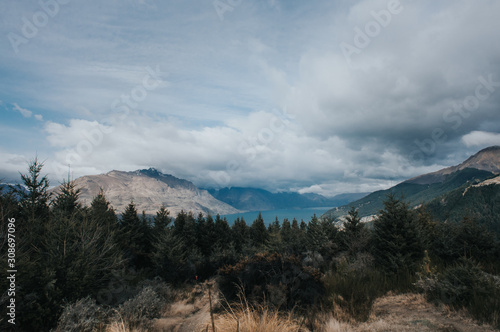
322;146;500;221
51;168;240;216
207;187;367;212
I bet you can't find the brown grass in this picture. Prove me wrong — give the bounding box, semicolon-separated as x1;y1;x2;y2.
105;290;498;332
214;302;306;332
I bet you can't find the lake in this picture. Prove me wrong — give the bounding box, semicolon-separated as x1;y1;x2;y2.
222;207;334;225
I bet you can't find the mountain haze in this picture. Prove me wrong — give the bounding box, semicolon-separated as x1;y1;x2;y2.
207;187;367;212
52;168;240;216
323;146;500;221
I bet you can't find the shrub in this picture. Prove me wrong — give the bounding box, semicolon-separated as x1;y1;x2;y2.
323;269;385;322
218;252;324;311
418;258;500;327
117;286;164;330
55;296;107;332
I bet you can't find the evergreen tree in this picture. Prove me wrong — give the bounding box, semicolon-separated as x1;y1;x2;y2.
153;206;171;232
372;194;424;274
250;212;268;247
341;207;366;253
118;202;151;269
51;179;81;218
16;157;50;229
281;218;291;243
89;189;117;228
195;212;209;256
232;217;249;254
268;217;281;233
182;212;197;253
307;214;327;251
214;214;231;250
344;207;363;239
172;210;187;238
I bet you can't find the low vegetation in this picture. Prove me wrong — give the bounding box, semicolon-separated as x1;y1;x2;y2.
1;159;499;330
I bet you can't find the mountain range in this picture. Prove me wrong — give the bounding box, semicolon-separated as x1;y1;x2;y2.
322;146;500;224
50;168;360;217
43;146;500;223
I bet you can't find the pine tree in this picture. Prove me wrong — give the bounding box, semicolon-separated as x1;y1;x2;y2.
51;179;81;218
232;217;249;253
281;218;291;241
372;194;424;274
342;207;365;253
307;214;327;251
250;212;268;247
195;213;210;256
344;207;363;239
268;217;281;233
173;210;187;238
215;214;231;250
90;189;117;225
16;157;50;225
153;206;171;232
118;202;148;268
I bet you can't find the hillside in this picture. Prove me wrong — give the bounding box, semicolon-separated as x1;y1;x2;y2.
51;168;240;216
323;146;500;221
424;175;500;233
207;187;367;211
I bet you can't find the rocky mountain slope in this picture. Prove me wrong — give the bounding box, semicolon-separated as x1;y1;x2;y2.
52;168;240;216
323;146;500;221
405;146;500;185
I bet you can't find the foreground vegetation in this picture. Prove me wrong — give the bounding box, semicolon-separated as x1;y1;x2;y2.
0;159;499;331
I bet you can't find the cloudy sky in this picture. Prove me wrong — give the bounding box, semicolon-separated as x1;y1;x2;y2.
1;0;500;195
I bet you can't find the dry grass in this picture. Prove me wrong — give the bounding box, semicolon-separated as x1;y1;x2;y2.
214;302;306;332
106;289;498;332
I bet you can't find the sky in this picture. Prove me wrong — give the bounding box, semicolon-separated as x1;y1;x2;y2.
1;0;500;196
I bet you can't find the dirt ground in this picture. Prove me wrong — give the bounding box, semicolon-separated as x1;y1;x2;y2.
152;282;216;332
336;293;497;332
151;285;497;332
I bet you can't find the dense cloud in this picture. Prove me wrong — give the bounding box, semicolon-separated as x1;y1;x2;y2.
1;0;499;195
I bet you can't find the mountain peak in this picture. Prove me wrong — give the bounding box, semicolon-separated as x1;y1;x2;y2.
136;167;163;178
405;146;500;185
459;145;500;173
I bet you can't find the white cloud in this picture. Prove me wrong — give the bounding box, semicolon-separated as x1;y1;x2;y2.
13;103;32;118
2;1;500;195
462;131;500;147
12;103;44;121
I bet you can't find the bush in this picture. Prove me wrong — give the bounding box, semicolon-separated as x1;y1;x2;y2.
323;269;385;322
55;296;107;332
418;258;500;327
218;252;324;311
117;286;164;330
